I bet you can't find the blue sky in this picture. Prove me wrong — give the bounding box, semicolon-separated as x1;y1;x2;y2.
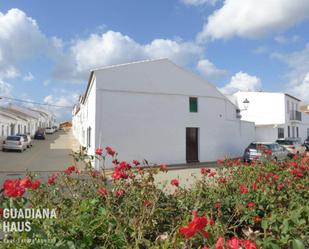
1;0;309;120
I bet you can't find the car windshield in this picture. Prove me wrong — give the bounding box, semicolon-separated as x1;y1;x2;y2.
276;140;294;145
16;134;26;138
7;136;21;141
249;143;271;150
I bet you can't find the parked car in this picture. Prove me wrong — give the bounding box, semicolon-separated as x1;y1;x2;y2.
45;127;55;134
34;130;46;140
2;136;27;152
243;142;288;162
304;138;309;151
52;125;58;132
276;138;306;155
16;134;32;148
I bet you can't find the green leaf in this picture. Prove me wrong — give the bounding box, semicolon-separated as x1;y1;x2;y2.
261;219;268;230
281;219;289;234
292;239;305;249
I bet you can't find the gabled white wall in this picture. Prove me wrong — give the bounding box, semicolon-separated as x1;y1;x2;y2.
234;92;285;125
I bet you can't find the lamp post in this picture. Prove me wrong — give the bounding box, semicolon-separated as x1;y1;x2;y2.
242;98;250;110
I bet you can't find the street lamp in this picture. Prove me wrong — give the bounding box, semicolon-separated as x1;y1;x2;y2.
242;98;250;110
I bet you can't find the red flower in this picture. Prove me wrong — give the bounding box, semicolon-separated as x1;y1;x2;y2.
132;160;140;166
90;170;100;178
112;159;119;165
216;159;225;164
247;202;256;208
105;146;116;156
20;177;32;188
263;149;272;155
97;187;108;196
215;237;225;249
218;177;227;184
115;189;125;197
95;147;103;155
179;211;208;239
290;169;304;177
201;168;211;175
3;179;25;198
214;202;221;209
65;165;77;175
254;216;261;223
228;237;240;249
159;164;168;171
228;237;257;249
0;208;3;217
116;161;131;171
144;200;152;207
272;174;279;181
171;179;179;187
239;184;248;194
208;172;216;177
241;240;257;249
277;183;284;190
48;173;59;186
31;180;41;190
112;171;128;180
251;182;257;191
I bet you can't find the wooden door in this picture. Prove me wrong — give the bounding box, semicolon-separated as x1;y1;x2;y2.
186;128;199;163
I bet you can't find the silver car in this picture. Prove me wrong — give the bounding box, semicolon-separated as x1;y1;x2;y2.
16;134;32;148
243;142;288;162
2;136;27;152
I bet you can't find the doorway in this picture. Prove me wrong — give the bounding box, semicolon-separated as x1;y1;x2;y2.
186;128;199;163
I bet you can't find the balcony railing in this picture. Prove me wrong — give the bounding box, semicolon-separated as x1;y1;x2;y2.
289;111;302;121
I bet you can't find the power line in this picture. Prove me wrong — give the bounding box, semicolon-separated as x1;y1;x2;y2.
0;96;73;109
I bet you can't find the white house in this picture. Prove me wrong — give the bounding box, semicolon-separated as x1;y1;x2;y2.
72;59;255;168
233;91;309;142
0;104;56;140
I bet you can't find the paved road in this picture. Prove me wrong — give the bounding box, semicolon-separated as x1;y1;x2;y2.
0;130;80;185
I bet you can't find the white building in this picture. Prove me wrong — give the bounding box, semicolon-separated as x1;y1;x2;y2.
233;91;309;142
72;59;255;168
0;104;56;139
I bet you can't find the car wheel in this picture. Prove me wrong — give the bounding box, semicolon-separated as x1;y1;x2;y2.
2;148;6;152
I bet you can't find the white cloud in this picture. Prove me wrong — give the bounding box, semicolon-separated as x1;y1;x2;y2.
0;9;51;79
289;73;309;101
197;59;227;80
43;80;50;87
274;35;300;44
252;46;268;55
273;43;309;102
0;79;11;96
43;91;79;120
52;30;204;83
219;71;261;94
23;72;34;81
197;0;309;41
181;0;219;6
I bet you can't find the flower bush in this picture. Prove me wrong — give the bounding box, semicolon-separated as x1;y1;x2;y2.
0;147;308;248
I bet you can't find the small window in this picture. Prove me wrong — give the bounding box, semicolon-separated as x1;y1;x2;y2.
288;126;290;137
189;97;198;113
87;127;91;148
278;128;284;139
307;128;309;138
287;100;290;113
296;127;299;138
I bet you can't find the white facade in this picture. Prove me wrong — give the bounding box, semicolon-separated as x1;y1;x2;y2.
234;91;309;142
73;59;255;168
0;105;56;139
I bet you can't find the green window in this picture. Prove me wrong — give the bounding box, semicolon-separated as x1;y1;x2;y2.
189;97;198;112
